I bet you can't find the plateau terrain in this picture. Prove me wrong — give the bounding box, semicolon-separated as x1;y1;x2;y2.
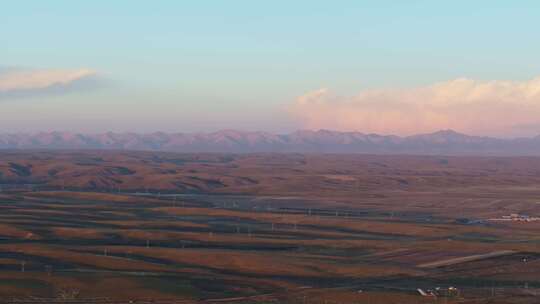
0;152;539;303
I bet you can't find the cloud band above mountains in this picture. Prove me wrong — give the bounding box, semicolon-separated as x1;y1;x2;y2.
0;67;101;100
291;77;540;137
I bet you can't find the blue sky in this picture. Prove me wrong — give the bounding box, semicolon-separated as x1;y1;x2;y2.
1;1;540;135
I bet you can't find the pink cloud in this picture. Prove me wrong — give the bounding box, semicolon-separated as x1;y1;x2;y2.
291;77;540;136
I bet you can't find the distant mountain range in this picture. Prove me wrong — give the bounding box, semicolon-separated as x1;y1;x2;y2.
1;130;540;155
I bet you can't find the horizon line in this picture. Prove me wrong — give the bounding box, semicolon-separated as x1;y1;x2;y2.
0;129;537;140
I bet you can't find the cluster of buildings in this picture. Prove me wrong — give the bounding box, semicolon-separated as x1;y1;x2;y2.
489;213;540;222
418;286;459;298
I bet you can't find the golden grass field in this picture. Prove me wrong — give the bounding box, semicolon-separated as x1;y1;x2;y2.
0;152;540;303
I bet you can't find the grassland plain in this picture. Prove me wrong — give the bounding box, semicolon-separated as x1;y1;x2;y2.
0;152;539;303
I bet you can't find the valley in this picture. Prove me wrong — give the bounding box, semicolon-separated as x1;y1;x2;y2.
0;152;539;303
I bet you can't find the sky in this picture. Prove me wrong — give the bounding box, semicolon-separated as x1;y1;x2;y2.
1;1;540;136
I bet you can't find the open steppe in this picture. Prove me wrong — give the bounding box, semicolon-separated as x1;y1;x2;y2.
0;151;540;303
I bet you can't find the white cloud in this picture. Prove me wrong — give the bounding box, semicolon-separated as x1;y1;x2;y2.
291;77;540;136
0;68;99;99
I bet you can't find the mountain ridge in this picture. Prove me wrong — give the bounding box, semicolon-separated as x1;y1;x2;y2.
0;130;539;155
